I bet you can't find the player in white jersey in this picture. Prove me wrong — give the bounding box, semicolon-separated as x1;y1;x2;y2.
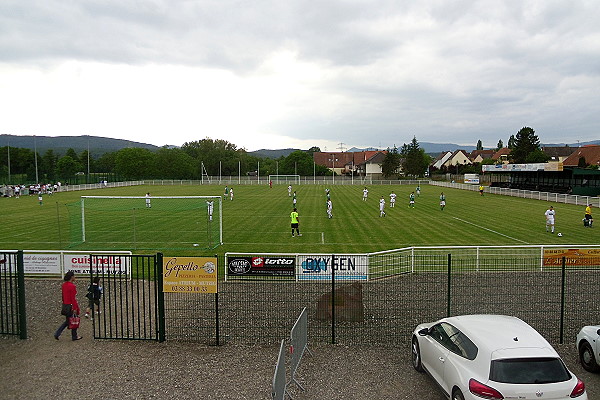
145;192;151;208
326;199;333;219
389;191;396;207
363;187;369;201
288;185;292;197
379;196;386;217
545;206;555;233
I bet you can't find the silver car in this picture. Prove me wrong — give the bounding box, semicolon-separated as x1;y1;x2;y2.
576;325;600;373
412;315;587;400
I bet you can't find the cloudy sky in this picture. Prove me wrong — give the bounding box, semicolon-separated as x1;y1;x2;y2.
1;1;599;151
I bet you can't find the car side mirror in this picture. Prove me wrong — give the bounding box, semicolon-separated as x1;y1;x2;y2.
596;328;600;336
418;328;429;336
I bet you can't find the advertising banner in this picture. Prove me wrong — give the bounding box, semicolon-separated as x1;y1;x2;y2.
297;254;368;281
227;256;295;277
163;256;217;293
543;248;600;267
63;254;131;276
23;253;61;274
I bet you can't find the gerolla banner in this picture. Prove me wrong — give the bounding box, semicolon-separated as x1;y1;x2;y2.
543;248;600;267
297;254;368;281
163;256;217;293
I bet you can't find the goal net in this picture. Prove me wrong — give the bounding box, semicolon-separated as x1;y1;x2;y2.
268;175;301;184
65;196;222;251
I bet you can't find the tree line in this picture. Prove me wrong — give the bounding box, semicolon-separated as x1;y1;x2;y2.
0;138;330;184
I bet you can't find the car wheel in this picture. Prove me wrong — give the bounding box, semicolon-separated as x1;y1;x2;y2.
412;336;424;372
580;341;600;373
452;388;465;400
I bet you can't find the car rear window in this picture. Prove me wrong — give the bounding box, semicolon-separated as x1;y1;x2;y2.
490;358;571;384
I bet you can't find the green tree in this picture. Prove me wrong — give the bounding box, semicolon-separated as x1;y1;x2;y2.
65;148;80;163
95;151;117;174
381;146;401;178
525;149;550;163
182;138;245;176
400;137;431;177
41;150;58;181
155;147;197;179
56;155;82;180
507;135;516;149
496;140;503;151
511;127;541;163
114;148;157;179
79;150;94;175
280;150;328;176
476;140;483;150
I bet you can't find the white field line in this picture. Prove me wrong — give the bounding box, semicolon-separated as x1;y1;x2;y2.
322;232;325;244
453;217;529;244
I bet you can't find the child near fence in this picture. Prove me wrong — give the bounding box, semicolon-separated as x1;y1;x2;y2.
84;277;103;320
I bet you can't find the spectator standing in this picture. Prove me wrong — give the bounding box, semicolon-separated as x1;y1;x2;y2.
54;271;82;341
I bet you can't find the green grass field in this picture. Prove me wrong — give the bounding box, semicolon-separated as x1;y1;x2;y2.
0;183;597;258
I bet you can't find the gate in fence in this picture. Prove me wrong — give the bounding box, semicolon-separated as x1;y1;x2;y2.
91;253;164;341
0;250;27;339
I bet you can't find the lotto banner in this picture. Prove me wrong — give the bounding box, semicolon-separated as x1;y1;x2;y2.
543;248;600;267
163;256;217;293
227;256;295;277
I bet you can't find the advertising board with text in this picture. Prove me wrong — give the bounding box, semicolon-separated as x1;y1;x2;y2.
64;254;131;276
227;256;295;277
297;254;368;281
543;248;600;267
163;256;217;293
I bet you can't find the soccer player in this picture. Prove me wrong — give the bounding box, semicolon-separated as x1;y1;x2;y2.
363;187;369;201
224;186;229;198
409;192;415;208
288;185;292;197
326;199;333;219
38;193;43;206
416;185;420;197
584;204;593;227
479;185;484;196
290;208;302;237
545;206;555;233
439;192;446;211
390;191;396;208
145;192;151;208
379;196;386;217
325;188;331;200
293;195;297;207
229;187;234;201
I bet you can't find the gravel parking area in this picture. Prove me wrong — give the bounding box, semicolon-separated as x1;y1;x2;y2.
0;280;598;399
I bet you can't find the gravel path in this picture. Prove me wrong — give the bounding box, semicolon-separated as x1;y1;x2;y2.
0;280;598;399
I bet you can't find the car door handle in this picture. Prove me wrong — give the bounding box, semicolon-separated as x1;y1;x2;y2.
439;357;445;363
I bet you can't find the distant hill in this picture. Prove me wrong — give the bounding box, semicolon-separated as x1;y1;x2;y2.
249;148;300;158
348;143;477;154
0;134;161;157
543;140;600;147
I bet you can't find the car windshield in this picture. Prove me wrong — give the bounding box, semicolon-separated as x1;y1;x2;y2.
490;358;571;384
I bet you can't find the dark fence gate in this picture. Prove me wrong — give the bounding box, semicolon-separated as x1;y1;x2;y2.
91;253;164;342
0;251;27;339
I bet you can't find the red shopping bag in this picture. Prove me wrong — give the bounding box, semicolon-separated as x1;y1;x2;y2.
68;315;80;329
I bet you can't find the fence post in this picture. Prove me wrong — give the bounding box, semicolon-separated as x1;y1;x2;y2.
156;252;166;343
214;253;220;346
331;253;336;345
17;250;27;339
447;253;451;318
559;256;566;344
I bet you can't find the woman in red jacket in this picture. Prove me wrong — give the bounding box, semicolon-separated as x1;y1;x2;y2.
54;271;82;341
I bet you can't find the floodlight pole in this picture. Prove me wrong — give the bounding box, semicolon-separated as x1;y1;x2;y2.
34;135;39;183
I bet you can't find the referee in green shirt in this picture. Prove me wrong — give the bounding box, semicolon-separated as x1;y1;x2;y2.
290;208;302;237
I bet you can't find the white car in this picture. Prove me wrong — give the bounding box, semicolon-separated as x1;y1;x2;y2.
412;315;587;400
576;325;600;373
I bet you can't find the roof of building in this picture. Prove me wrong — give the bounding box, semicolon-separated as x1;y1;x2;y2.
492;147;511;160
542;146;575;159
469;149;495;160
313;151;387;168
563;145;600;167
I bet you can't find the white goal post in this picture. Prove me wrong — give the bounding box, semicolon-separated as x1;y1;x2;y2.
77;195;223;249
268;175;301;184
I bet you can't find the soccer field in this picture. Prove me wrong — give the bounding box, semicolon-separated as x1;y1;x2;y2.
0;183;597;256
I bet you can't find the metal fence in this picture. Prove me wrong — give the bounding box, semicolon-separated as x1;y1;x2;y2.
0;251;27;339
219;248;600;346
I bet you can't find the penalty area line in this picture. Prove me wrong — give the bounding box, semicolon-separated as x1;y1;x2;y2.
452;217;529;244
